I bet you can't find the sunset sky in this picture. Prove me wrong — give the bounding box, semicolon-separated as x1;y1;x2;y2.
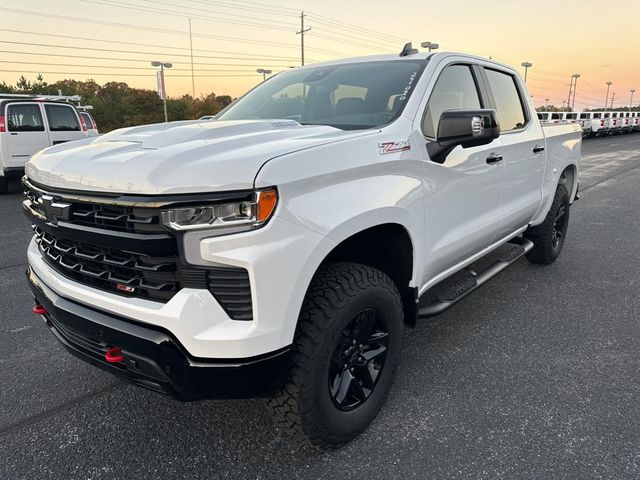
2;0;639;111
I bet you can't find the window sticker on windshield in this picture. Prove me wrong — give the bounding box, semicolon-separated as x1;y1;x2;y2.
398;71;419;101
378;140;411;154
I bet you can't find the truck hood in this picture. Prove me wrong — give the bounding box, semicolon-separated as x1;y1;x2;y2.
26;119;377;194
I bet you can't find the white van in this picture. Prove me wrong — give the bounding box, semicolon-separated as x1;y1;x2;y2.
608;112;623;134
561;112;578;124
78;110;99;137
0;95;89;193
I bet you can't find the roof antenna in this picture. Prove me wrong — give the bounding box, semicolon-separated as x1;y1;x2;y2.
399;42;418;57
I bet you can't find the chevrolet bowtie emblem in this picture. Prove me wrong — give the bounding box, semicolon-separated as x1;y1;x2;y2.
38;195;72;225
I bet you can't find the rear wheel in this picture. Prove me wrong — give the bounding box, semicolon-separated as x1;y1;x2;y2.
267;262;403;449
0;177;8;194
524;183;570;264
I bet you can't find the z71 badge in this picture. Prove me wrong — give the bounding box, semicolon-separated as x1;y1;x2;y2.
378;140;411;154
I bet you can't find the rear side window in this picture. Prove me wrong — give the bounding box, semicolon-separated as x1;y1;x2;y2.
45;105;80;131
551;113;561;120
422;65;482;138
593;113;601;119
579;113;590;119
484;69;527;131
7;104;44;132
80;112;94;129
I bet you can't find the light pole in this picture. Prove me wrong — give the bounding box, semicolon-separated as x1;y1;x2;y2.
256;68;272;82
521;62;532;83
545;98;549;110
630;89;636;110
604;81;612;111
571;74;580;110
151;61;172;122
421;41;439;52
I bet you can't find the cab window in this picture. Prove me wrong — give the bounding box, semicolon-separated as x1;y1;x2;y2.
484;69;527;131
7;104;44;132
45;105;81;131
422;65;481;138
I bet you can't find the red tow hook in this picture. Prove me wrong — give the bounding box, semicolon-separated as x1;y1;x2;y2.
32;304;48;315
105;346;125;364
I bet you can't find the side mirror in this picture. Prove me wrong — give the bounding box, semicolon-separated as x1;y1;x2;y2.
427;109;500;164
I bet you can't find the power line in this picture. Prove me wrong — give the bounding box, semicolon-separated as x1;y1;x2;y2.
312;31;396;52
305;11;406;43
80;1;350;57
136;0;296;27
84;0;295;31
0;40;302;64
186;0;299;17
0;69;272;78
0;28;301;61
0;60;276;73
223;0;300;14
0;49;299;68
0;8;306;51
132;0;401;52
312;27;398;50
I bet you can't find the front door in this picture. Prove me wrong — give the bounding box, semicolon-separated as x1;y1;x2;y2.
5;103;50;169
414;63;505;283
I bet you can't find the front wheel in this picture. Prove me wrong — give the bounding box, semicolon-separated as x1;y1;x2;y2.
267;262;403;450
524;183;570;264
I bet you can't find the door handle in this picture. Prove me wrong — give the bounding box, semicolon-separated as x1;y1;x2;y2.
486;154;503;164
533;145;545;154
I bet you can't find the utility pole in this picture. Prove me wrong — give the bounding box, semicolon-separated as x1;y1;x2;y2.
189;18;196;118
630;89;636;110
296;11;311;66
545;98;549;110
610;92;616;110
604;81;612;111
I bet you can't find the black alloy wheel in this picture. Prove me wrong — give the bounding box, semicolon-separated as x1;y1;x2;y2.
329;308;389;411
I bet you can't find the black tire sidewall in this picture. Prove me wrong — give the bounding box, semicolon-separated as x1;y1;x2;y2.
309;283;402;438
549;187;570;258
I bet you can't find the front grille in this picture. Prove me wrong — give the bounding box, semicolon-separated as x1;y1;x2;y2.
35;226;181;302
25;179;255;319
24;182;164;234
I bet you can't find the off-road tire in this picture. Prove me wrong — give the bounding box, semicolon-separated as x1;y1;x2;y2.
267;261;403;450
524;183;570;264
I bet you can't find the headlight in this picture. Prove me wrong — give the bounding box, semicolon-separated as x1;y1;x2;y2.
161;188;278;233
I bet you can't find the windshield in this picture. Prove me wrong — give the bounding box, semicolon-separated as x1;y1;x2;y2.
217;60;426;130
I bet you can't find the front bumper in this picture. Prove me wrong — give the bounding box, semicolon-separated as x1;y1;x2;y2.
28;266;290;400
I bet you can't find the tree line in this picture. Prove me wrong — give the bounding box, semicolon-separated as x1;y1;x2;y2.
0;75;233;132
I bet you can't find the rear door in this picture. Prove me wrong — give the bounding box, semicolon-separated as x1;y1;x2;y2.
44;104;86;144
4;102;50;168
481;67;545;237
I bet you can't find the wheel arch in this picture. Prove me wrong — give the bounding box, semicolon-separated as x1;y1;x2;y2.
308;220;418;327
560;163;578;203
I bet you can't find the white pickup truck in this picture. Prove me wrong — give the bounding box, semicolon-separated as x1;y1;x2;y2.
23;48;581;449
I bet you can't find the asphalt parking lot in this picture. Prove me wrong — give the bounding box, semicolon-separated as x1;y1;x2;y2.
2;133;640;480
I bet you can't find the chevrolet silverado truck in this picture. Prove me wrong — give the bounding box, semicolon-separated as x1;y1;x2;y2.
23;47;581;449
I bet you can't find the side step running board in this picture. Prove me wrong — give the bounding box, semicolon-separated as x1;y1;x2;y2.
417;237;534;319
